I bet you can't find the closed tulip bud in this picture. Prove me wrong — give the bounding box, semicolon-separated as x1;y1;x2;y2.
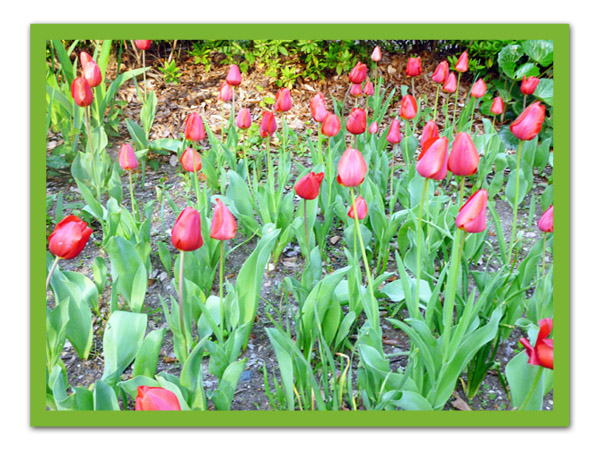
321;113;341;137
371;46;382;62
79;51;93;68
71;77;93;107
82;59;102;88
350;83;362;97
416;137;449;181
456;189;488;233
348;62;367;84
171;207;203;252
348;196;368;220
369;121;379;134
119;143;139;171
184;112;206;142
337;147;368;187
538;205;553;233
180;147;202;173
442;72;457;93
400;95;418;120
491;97;504;115
134;40;152;51
455;51;469;73
406;57;422;77
135;386;181;411
226;64;242;86
386;118;402;144
275;88;292;112
236;107;252;129
521;75;540;95
519;318;553;370
346;108;367;135
448;132;480;176
510;101;546;141
218;81;233;102
420;120;440;150
259;111;277;138
310;93;328;123
432;61;449;84
470;79;487;98
294;171;325;200
363;79;374;96
48;215;93;260
210;199;237;241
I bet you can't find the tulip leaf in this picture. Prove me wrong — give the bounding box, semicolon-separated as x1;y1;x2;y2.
141;90;157;135
99;67;149;115
522;40;554;67
506;350;553;410
211;359;247;411
46;299;70;369
92;256;108;295
62;270;99;312
106;236;148;312
541;184;554;212
150;138;181;154
157;241;172;275
396;391;433;411
49;364;75;411
132;328;166;379
533;78;554;107
107;163;123;204
497;44;524;79
130;264;148;313
93;380;120;411
505;163;532;210
126;118;149;151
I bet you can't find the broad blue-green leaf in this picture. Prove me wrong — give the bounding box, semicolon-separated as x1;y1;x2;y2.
105;236;147;312
211;359;247;411
497;44;524;79
506;350;553;410
46;299;70;368
533;78;553;107
522;40;554;67
93;380;120;410
132;328;166;378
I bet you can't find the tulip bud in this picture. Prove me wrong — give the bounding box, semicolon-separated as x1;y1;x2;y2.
538;205;553;233
519;318;553;370
82;59;102;88
119;143;139;171
448;132;480;176
310;93;328;123
406;57;422;77
348;62;367;84
294;171;325;200
71;77;93;107
416;137;449;181
491;97;504;115
218;81;233;102
420;120;440;150
236;107;252;129
510;101;546;141
369;121;379;134
470;79;487;98
432;61;449;84
456;189;488;233
226;64;242;86
346;108;367;135
48;215;93;260
348;196;368;220
442;73;457;93
259;111;277;138
337;147;368;187
79;51;93;68
135;386;181;411
350;83;362;97
180;147;202;173
171;207;203;252
184;112;206;142
371;46;382;62
455;51;469;73
386;118;402;144
210;199;237;241
134;40;151;51
363;79;374;96
521;75;540;95
275;88;292;112
321;113;341;137
400;95;418;120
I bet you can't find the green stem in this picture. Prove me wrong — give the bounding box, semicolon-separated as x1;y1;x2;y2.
415;178;430;318
457;176;466;208
327;138;333;210
129;171;140;222
46;256;60;292
389;143;396;215
442;230;466;357
303;199;310;264
179;250;188;355
192;154;202;213
232;87;236;126
509;140;524;262
85;106;101;202
520;366;544;410
142;51;147;102
523;94;527;111
443;94;450;131
433;84;440;121
266;138;276;215
403;119;412;166
219;240;225;343
452;72;462;132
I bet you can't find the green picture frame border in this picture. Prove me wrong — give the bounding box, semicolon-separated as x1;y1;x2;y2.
31;23;570;427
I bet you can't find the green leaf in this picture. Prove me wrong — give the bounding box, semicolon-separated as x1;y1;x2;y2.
211;359;247;411
105;236;148;312
514;62;540;80
533;79;553;107
126;118;149;151
522;40;554;67
140;91;157;135
93;380;120;410
46;299;70;368
396;391;433;411
108;163;123;204
157;241;172;275
132;328;166;378
506;351;552;410
497;44;524;79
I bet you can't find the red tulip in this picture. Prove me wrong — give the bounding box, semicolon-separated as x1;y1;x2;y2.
134;40;151;51
259;111;277;137
371;46;382;62
346;108;367;135
82;58;102;88
350;83;362;97
455;51;469;73
119;143;139;171
310;93;328;123
337;147;368;187
226;64;242;86
519;318;554;370
348;62;367;84
135;386;181;411
348;196;368;220
400;95;418;120
456;189;488;233
71;77;93;107
369;121;379;134
275;88;292;112
538;205;554;233
48;215;93;260
432;61;449;84
321;113;341;137
294;171;325;200
521;75;540;95
218;81;233;102
79;51;93;68
442;73;457;93
184;112;205;142
406;57;422;77
171;207;203;252
236;107;252;129
180;147;202;173
386;118;402;144
416;137;449;181
491;97;504;115
210;199;237;241
420;120;440;150
448;132;480;176
510;101;546;141
470;79;487;98
363;79;374;96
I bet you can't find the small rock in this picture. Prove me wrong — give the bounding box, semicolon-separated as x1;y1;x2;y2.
169;155;178;167
159;271;168;282
330;235;341;245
